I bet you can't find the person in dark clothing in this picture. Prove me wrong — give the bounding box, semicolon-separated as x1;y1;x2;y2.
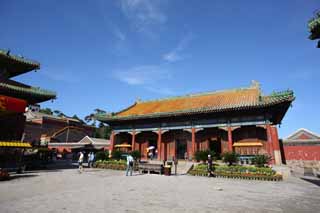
207;154;213;177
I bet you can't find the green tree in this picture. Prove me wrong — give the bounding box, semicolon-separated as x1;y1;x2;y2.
308;10;320;48
194;150;216;162
72;114;85;124
53;110;65;117
112;150;123;161
222;152;239;166
39;108;53;115
95;151;109;161
252;154;271;167
104;125;111;139
131;150;141;160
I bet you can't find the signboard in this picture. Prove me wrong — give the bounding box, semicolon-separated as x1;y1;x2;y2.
0;95;27;113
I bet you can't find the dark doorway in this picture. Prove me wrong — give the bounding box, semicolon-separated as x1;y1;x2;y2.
209;139;221;156
176;139;187;159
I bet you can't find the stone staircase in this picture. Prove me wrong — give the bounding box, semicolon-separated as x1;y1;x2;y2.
175;160;194;175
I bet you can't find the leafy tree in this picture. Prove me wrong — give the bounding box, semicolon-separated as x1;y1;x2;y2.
84;113;96;126
94;108;106;114
39;108;53;115
194;150;216;162
308;10;320;48
252;154;271;167
131;150;141;160
222;152;239;166
72;114;85;124
104;125;111;139
53;110;65;117
112;150;123;161
95;151;109;161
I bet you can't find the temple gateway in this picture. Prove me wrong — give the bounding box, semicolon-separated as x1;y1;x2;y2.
98;82;294;165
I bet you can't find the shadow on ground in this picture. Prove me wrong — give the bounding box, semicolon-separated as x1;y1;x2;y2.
3;174;39;181
301;177;320;187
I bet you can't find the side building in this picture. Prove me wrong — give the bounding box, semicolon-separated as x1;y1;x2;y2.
97;82;294;165
24;106;95;145
282;128;320;176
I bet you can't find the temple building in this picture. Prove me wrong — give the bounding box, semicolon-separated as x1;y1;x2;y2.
0;49;56;143
98;82;294;165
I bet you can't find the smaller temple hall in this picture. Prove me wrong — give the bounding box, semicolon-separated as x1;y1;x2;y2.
98;82;294;165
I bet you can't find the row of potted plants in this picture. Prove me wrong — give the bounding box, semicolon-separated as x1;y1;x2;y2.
94;160;127;170
188;164;282;181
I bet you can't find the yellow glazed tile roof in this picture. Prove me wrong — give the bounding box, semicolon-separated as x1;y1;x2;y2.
117;88;260;117
97;83;294;121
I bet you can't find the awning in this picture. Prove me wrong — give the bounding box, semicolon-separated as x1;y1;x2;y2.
0;141;32;148
115;144;131;148
233;142;263;147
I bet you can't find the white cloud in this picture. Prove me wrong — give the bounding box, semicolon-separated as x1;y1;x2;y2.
120;0;167;33
163;33;194;62
113;65;174;95
145;85;175;95
113;65;171;85
163;52;183;63
113;28;126;41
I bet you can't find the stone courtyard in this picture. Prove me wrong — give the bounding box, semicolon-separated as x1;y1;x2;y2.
0;168;320;213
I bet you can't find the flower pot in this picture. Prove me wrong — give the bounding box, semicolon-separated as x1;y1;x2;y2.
164;166;171;176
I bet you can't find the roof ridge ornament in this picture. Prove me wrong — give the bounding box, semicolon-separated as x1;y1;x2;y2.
251;80;260;89
135;97;142;103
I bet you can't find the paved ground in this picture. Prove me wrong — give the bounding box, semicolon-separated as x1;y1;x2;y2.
0;168;320;213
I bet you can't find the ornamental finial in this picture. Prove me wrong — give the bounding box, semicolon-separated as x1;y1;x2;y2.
135;97;142;103
251;80;260;89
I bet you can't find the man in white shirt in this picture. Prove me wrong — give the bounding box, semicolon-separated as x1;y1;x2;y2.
78;152;84;173
126;154;134;176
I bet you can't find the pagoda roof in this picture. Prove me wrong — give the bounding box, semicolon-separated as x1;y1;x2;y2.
0;49;40;78
0;80;56;104
97;82;294;122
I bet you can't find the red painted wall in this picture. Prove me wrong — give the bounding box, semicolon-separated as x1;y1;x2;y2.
284;146;320;161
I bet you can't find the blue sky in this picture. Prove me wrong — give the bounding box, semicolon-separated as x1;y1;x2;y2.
1;0;319;137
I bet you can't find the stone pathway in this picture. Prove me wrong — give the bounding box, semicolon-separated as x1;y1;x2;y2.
0;168;320;212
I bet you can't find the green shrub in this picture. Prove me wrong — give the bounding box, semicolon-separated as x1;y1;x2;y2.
222;152;239;166
191;164;276;176
112;150;123;160
95;151;109;161
131;150;141;160
252;154;271;167
194;150;216;162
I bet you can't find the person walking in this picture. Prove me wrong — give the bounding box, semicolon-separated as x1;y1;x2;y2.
184;151;188;162
87;152;91;168
78;151;84;173
89;152;95;168
126;153;134;176
207;154;213;177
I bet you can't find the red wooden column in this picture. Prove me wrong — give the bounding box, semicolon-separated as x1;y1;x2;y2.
191;127;196;158
110;131;115;157
271;126;281;165
131;130;136;151
157;129;162;160
227;127;233;152
266;124;275;164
